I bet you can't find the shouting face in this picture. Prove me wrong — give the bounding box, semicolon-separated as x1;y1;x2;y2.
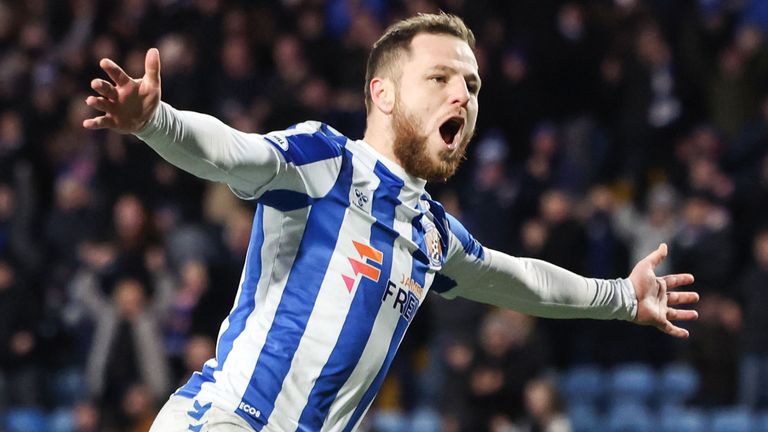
390;33;480;181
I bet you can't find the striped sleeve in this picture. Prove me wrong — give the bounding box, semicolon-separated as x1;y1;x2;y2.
257;121;345;202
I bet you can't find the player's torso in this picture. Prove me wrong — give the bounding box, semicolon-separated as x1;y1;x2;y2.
180;139;448;431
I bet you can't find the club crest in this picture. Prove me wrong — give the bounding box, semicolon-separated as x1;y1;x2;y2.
422;218;443;269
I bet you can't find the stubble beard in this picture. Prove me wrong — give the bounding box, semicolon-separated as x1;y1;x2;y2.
391;100;471;182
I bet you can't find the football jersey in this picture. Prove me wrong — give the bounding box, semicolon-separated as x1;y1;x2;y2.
171;120;483;431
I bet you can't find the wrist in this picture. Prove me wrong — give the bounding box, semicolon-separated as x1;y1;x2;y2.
134;102;163;138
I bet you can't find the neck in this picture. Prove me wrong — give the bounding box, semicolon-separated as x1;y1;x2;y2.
362;115;401;167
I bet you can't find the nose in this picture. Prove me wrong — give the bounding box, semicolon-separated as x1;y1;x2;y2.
449;77;470;107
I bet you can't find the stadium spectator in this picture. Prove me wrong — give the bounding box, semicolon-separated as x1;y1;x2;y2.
738;229;768;409
615;182;679;276
618;20;687;198
687;293;742;407
0;171;40;278
466;310;550;431
671;194;733;295
462;130;516;252
71;272;171;425
177;334;215;388
513;378;572;432
0;257;42;409
45;175;101;281
581;185;629;279
509;123;561;225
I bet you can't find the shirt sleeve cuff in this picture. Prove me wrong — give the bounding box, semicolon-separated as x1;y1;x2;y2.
621;277;638;321
133;102;166;141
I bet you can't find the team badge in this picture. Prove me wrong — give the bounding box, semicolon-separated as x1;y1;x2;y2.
422;217;443;269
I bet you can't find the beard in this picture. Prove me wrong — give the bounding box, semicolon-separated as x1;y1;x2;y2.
391;100;472;182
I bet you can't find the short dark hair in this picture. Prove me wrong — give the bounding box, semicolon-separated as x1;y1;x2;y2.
364;13;475;113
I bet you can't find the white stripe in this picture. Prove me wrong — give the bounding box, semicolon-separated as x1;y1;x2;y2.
348;258;437;431
266;121;342;139
196;205;309;411
264;149;382;431
296;157;344;198
346;140;424;209
239;156;342;200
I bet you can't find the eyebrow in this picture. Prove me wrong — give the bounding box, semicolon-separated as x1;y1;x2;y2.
428;64;482;89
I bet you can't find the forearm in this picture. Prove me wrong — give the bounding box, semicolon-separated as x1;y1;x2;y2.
455;249;637;320
133;102;280;194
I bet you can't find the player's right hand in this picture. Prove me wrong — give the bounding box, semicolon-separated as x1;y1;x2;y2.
83;48;161;134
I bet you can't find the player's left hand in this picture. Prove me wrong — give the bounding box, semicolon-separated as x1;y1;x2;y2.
630;243;699;338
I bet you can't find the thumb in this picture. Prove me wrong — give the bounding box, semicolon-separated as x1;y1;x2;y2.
647;243;668;269
144;48;161;86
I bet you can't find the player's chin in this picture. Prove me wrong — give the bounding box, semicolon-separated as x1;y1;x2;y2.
432;154;463;180
440;138;468;165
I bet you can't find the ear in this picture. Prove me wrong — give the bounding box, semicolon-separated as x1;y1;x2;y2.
370;77;396;114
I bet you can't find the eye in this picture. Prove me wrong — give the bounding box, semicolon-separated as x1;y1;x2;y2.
429;75;447;84
467;82;479;94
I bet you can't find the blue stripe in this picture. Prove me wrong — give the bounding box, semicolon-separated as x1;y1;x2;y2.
409;202;438;269
236;149;354;430
297;161;404;430
422;199;451;263
343;235;431;431
430;273;458;294
319;123;343;137
265;132;343;166
414;202;456;294
445;213;484;260
259;190;314;211
177;205;266;398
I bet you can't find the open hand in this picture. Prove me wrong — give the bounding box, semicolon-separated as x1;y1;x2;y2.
630;243;699;338
83;48;161;133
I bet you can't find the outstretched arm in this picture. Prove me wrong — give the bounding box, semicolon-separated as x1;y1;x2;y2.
439;220;698;338
83;49;281;197
441;250;640;321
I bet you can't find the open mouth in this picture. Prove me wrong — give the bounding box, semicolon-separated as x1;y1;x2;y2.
439;117;464;149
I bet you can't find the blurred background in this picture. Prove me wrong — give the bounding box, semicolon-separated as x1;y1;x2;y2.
1;0;767;431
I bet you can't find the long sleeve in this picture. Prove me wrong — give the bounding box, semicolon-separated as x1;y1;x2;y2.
435;214;637;321
133;102;283;199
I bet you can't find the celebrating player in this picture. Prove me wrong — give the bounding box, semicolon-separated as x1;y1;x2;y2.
83;13;698;432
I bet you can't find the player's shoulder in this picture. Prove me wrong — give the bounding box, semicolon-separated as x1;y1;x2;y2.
262;121;348;166
421;194;484;261
288;121;345;138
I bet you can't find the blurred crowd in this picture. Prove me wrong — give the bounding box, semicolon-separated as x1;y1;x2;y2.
1;0;768;431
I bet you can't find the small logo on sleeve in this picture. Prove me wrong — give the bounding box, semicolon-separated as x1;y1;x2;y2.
265;133;289;150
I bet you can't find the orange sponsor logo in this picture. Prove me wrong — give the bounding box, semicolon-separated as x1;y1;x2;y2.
342;241;383;293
